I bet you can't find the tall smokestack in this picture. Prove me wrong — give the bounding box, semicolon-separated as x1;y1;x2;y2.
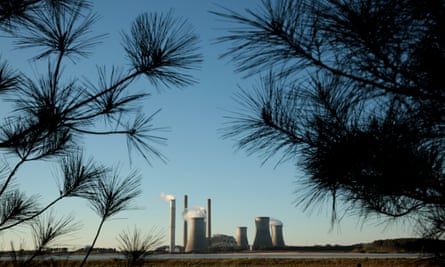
207;198;211;240
161;192;176;253
252;216;273;250
270;220;285;248
170;199;176;253
183;194;188;248
236;226;249;250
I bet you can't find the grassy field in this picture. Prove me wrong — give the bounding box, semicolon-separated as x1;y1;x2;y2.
9;257;443;267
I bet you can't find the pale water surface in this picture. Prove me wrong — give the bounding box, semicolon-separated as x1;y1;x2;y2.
1;252;430;261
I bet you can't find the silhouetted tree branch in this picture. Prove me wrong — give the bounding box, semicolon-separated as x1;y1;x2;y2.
0;0;202;264
117;226;165;267
25;211;80;264
80;168;141;267
215;0;445;239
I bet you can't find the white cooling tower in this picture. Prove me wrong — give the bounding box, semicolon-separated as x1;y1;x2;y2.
271;224;285;248
185;217;207;252
235;226;249;250
169;199;176;253
252;217;273;250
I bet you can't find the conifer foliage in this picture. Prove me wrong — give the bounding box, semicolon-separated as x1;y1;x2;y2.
0;0;202;262
215;0;445;238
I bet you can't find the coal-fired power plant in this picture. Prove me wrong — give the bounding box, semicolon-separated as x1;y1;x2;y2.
271;223;285;248
236;226;249;250
252;217;273;250
162;192;286;252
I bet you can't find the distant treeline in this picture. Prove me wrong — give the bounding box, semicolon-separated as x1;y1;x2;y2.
283;244;361;253
0;247;117;256
363;238;445;254
284;238;445;254
1;238;444;255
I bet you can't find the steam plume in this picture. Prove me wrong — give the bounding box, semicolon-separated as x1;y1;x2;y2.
160;192;175;201
270;218;283;226
183;206;206;220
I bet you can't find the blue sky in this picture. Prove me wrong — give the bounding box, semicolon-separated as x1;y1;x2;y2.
1;0;415;250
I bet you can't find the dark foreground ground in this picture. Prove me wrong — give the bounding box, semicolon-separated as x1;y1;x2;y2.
3;257;443;267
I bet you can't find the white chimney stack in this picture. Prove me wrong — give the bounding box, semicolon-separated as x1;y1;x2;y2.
183;194;188;248
170;198;176;253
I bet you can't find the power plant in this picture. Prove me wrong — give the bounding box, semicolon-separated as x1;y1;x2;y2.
162;193;286;252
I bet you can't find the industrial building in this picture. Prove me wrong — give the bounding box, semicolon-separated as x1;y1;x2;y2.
164;194;286;252
210;234;237;249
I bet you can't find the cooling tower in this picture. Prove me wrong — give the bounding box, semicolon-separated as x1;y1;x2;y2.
271;224;285;248
169;199;176;253
252;217;273;250
183;194;188;248
235;226;249;250
185;217;207;252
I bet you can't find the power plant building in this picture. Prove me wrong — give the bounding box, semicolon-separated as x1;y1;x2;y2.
166;193;286;252
210;234;237;248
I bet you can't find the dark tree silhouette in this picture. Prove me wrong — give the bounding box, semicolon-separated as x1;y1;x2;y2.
117;226;165;267
80;169;141;267
213;0;445;238
26;212;80;264
0;0;202;262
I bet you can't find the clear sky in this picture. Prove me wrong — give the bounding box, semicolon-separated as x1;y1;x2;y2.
1;0;415;250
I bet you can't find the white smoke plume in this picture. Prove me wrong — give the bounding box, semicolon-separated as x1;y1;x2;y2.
160;192;175;201
270;218;283;226
183;206;206;220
